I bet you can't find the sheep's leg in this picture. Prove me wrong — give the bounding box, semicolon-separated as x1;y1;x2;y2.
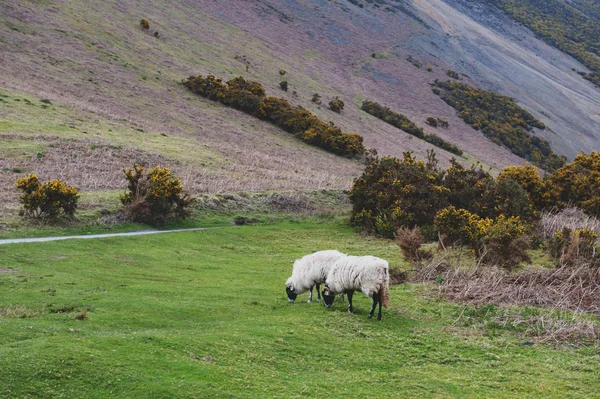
346;290;354;313
369;292;381;319
308;284;314;303
315;283;321;302
339;293;345;302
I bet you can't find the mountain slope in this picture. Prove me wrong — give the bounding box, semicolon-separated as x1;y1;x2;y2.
2;0;600;217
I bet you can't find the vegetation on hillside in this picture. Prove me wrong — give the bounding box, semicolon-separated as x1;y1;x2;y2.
15;174;79;220
350;150;600;268
120;164;193;225
361;100;463;156
183;74;364;157
328;96;345;113
433;80;565;171
482;0;600;86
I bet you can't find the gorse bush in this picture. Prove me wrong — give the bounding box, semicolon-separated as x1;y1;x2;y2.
183;74;364;157
432;80;565;171
434;206;485;246
16;174;79;220
350;152;537;239
328;97;345;113
349;151;448;238
120;164;193;225
279;81;288;91
427;117;449;128
140;19;149;30
361;100;462;156
547;151;600;216
480;215;531;270
434;206;530;270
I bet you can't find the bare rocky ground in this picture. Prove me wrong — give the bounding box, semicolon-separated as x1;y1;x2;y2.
1;0;599;218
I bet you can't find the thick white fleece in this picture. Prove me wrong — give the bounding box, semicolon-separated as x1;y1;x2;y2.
325;255;389;298
286;250;347;294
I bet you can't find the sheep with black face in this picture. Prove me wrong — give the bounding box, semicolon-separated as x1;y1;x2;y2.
322;255;390;320
285;250;346;303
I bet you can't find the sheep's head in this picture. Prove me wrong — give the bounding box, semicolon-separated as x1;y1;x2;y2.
322;285;335;307
286;284;298;303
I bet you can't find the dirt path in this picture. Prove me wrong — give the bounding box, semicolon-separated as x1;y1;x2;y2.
0;227;219;246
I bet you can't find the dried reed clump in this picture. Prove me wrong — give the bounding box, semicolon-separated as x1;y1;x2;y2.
394;226;431;263
413;260;600;315
538;207;600;239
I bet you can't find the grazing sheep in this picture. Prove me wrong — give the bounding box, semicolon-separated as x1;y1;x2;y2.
321;255;390;320
285;250;347;303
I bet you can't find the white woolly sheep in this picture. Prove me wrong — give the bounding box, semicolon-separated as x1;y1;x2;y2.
285;250;347;303
321;255;390;320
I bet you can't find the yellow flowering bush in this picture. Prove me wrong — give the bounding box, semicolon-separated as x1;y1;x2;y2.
434;206;484;245
434;207;530;269
350;151;447;238
120;164;193;225
15;174;79;219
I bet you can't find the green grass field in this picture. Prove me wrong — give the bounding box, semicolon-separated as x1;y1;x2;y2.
1;219;599;398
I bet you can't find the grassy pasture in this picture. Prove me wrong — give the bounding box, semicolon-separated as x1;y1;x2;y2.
0;219;599;398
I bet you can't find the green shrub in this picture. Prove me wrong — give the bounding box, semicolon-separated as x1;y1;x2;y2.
140;19;150;30
434;206;486;246
279;81;288;91
434;207;530;270
16;174;79;220
480;215;531;270
362;100;462;155
279;69;287;76
226;76;265;96
547;151;600;216
426;117;438;127
350;151;448;238
329;97;345;113
120;164;194;225
183;74;227;101
311;93;322;104
433;80;565;171
446;70;461;79
183;74;364;157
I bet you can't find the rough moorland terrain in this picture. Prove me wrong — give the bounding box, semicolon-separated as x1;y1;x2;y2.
2;0;600;217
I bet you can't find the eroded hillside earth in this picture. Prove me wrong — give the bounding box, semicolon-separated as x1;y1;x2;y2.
2;0;600;218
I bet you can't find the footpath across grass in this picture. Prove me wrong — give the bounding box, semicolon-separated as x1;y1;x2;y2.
0;218;599;398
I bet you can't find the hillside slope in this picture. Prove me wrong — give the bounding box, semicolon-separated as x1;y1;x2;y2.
1;0;600;217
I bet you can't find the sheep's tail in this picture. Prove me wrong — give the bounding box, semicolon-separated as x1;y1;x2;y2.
381;283;390;308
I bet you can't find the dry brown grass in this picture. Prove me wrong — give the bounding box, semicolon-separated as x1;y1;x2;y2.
538;207;600;239
0;134;356;217
413;259;600;315
0;304;40;318
412;254;600;343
